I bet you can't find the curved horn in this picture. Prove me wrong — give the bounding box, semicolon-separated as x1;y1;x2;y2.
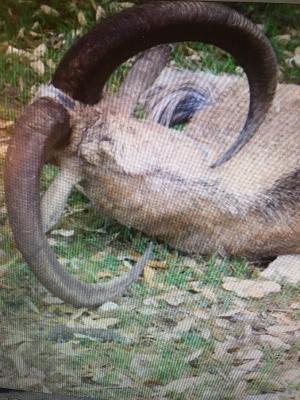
5;98;153;307
5;1;276;306
53;1;277;165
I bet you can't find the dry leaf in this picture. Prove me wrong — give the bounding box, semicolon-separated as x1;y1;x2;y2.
291;302;300;310
40;5;59;17
0;143;8;160
189;281;201;292
96;270;113;279
8;352;28;377
160;288;186;306
267;323;300;337
174;317;194;333
143;265;157;288
77;11;87;27
160;374;213;395
97;301;119;312
110;2;134;12
191;307;209;320
43;294;64;305
51;229;74;237
30;60;45;76
260;255;300;284
96;5;105;21
29;30;40;38
53;342;79;356
6;45;34;61
15;377;43;389
82;317;119;329
200;287;217;302
281;368;300;385
235;348;263;362
184;349;204;363
287;54;300;68
33;43;47;58
147;260;169;269
0;119;13;130
46;59;56;69
222;277;281;298
47;237;58;246
275;34;291;42
32;21;40;31
260;334;290;350
181;256;199;269
2;333;28;346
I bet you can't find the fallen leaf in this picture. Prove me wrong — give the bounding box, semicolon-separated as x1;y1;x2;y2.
51;229;74;237
275;34;291;42
260;255;300;284
191;307;209;320
184;349;204;364
160;288;186;306
96;270;113;279
181;256;199;269
260;334;290;350
267;323;300;337
82;317;119;329
143;297;159;307
15;377;43;389
32;21;40;31
143;265;157;288
2;333;29;346
6;45;34;61
286;54;300;68
17;27;25;39
30;60;45;76
234;348;263;362
147;260;169;269
294;46;300;55
229;359;261;379
96;5;105;21
281;368;300;385
160;374;214;395
8;352;28;377
174;317;194;333
40;5;59;17
33;43;47;58
91;368;105;383
43;294;64;305
46;59;56;69
77;11;87;26
200;287;217;302
97;301;119;312
53;342;79;356
222;277;281;298
291;302;300;310
0;119;13;130
0;144;9;158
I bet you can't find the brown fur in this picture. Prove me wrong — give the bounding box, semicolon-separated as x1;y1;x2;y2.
64;70;300;260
